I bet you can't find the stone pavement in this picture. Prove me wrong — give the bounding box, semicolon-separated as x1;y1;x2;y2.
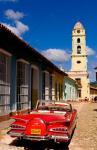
69;102;97;150
0;119;14;130
0;119;14;144
0;118;14;137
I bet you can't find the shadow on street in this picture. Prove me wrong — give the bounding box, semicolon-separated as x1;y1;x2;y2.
10;139;69;150
93;108;97;112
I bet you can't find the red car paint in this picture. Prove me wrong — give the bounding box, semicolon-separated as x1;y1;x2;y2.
8;101;77;144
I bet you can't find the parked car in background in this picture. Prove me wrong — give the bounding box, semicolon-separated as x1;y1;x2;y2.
8;100;77;145
94;96;97;102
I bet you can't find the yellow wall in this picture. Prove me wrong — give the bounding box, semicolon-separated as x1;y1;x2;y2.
54;71;64;101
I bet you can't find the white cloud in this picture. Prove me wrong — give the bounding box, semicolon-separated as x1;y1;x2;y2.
2;9;29;37
42;48;70;62
5;9;24;21
2;21;29;37
0;0;18;2
86;46;95;56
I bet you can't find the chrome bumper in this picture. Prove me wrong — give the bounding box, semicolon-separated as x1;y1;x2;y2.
51;135;70;142
23;135;70;142
8;131;70;142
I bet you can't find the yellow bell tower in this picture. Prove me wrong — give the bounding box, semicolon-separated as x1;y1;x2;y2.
68;22;90;100
71;22;87;71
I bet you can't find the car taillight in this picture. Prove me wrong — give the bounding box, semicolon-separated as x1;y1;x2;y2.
11;124;26;130
49;127;68;133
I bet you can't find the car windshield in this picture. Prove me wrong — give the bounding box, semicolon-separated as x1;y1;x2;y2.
37;101;71;112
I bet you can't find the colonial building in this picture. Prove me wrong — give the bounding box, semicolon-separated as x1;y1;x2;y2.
64;76;78;101
0;24;67;121
68;22;90;100
90;67;97;100
0;22;80;121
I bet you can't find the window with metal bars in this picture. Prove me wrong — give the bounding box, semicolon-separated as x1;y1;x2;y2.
17;61;29;110
0;52;11;114
49;75;52;100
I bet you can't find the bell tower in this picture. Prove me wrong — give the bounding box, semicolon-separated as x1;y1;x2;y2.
68;22;90;100
71;22;87;71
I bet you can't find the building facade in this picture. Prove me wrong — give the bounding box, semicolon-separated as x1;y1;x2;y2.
90;68;97;100
64;76;78;101
0;24;67;121
54;71;64;101
68;22;90;100
90;86;97;100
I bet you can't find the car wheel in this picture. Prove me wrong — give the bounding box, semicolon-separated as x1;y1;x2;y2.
60;140;70;148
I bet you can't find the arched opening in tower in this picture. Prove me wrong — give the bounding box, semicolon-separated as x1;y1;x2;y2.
77;45;81;54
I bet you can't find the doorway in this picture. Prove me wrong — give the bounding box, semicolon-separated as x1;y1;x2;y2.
31;66;39;109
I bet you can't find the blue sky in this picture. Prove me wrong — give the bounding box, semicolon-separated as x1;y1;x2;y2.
0;0;97;81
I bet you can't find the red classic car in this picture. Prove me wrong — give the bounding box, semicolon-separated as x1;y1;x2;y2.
8;101;77;145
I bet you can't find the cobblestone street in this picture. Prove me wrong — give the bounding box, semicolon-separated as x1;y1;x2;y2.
0;102;97;150
70;102;97;150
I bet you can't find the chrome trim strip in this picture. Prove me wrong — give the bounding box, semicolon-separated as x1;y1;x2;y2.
7;131;23;137
23;135;50;141
11;124;26;128
12;117;29;123
11;127;25;130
